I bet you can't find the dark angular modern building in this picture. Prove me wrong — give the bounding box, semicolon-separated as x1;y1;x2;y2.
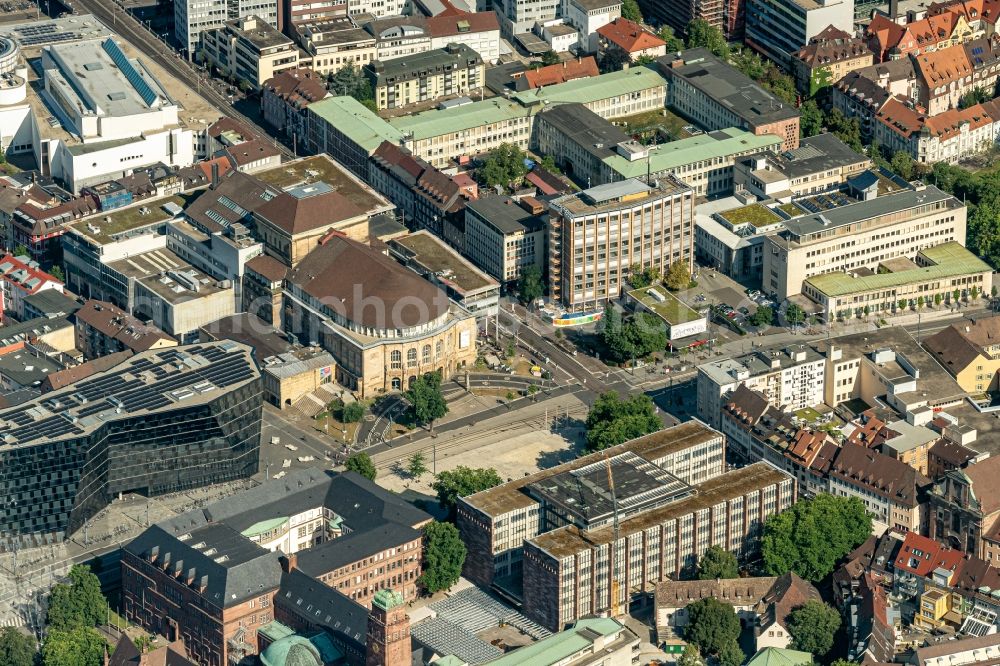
0;341;262;551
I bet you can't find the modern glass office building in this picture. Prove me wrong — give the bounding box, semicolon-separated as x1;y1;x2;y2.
0;341;262;551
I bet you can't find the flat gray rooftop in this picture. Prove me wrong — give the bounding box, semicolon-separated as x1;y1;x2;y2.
780;185;957;241
45;37;169;117
662;48;799;125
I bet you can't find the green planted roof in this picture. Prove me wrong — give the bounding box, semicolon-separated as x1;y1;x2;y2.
388;98;528;140
629;286;701;325
307;96;403;152
604;128;780;179
513;65;666;108
486;618;625;666
805;241;991;298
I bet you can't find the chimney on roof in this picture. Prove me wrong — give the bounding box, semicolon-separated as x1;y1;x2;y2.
890;0;899;19
281;553;297;573
211;162;220;190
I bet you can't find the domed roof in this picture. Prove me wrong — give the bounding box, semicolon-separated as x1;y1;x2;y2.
260;635;323;666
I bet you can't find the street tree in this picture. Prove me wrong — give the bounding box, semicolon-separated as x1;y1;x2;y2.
407;371;448;432
407;452;429;479
518;265;544;305
685;597;740;657
697;545;739;580
341;401;365;423
419;521;466;593
479;143;529;190
0;628;35;666
41;627;105;666
665;261;691;291
585;392;661;452
47;565;106;632
934;293;943;307
762;494;871;582
432;467;504;518
785;303;805;326
954;288;962;302
788;599;841;657
345;452;377;481
898;299;908;311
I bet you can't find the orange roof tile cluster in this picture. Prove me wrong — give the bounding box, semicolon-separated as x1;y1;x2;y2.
596;18;665;53
520;56;599;89
928;0;1000;25
914;43;973;85
876;94;1000;140
866;12;959;59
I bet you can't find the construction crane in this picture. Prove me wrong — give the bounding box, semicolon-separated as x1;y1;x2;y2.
603;451;622;618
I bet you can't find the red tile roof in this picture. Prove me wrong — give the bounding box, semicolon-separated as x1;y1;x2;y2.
894;532;964;580
520;57;599;89
597;18;665;53
425;9;499;38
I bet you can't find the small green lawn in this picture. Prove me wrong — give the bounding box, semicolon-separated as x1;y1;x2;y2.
794;406;823;423
718;204;781;227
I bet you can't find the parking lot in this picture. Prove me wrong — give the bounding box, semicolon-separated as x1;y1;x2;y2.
676;268;783;338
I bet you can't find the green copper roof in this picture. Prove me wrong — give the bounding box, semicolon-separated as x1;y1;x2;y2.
307;96;404;152
805;242;991;298
604;128;780;179
745;647;813;666
372;588;405;610
389;98;529;140
240;516;289;537
513;65;666;108
486;618;626;666
260;632;343;666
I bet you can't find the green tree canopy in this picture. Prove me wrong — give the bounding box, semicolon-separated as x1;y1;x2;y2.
41;627;105;666
328;63;374;104
341;401;365;423
600;46;631;73
0;628;36;666
47;565;106;632
621;0;642;21
677;643;706;666
785;303;806;326
540;50;560;66
762;494;872;581
799;99;823;138
685;597;741;657
407;371;448;431
585;392;661;451
751;305;774;327
697;545;739;580
788;599;842;657
432;466;503;518
685;19;728;58
718;640;745;666
890;151;915;180
407;452;429;479
345;452;377;481
518;264;544;304
825;109;863;152
665;261;691;291
480;143;529;190
419;521;466;593
658;25;685;52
